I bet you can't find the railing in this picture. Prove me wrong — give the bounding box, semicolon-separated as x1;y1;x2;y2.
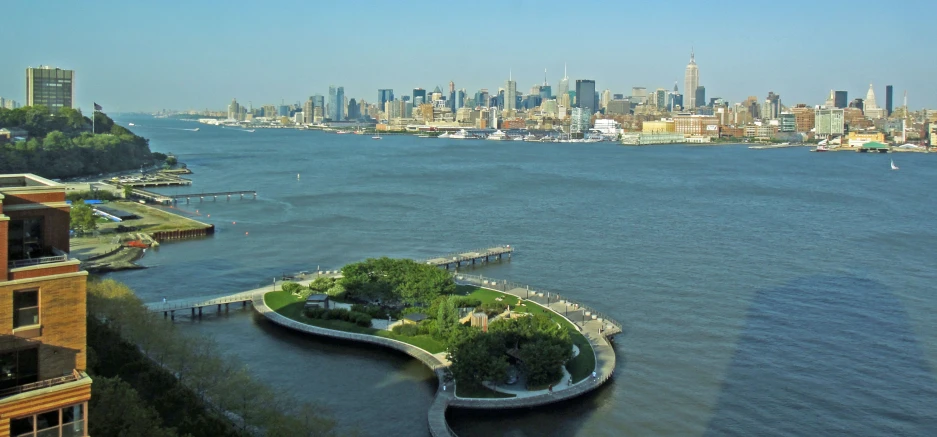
146;291;255;312
0;370;83;397
453;273;623;333
8;248;69;269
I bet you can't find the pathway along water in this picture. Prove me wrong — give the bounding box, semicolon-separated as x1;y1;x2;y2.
248;274;619;437
110;116;937;436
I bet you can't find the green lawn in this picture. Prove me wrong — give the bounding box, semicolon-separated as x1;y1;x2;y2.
455;285;596;383
264;291;446;353
455;383;516;399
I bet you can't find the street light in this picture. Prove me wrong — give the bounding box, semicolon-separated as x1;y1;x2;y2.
273;277;276;292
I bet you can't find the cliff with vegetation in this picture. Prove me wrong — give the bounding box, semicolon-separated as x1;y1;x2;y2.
0;106;161;178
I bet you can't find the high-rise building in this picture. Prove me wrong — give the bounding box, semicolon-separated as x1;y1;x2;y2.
631;87;648;105
575;80;596;114
347;98;359;120
303;98;314;124
328;86;344;121
412;88;426;107
694;86;705;111
815;108;845;136
456;89;466;110
26;66;75;110
834;91;848;109
600;89;612;111
570;107;591;134
764;92;781;119
377;89;394;115
606;99;631;115
684;51;699;109
863;84;886;119
653;89;667;109
1;174;92;437
885;85;893;116
558;64;570;108
505;73;517;112
228;98;241;121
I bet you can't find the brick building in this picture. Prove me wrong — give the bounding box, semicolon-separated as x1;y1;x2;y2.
0;174;90;437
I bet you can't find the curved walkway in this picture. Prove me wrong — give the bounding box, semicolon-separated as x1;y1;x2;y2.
251;280;618;436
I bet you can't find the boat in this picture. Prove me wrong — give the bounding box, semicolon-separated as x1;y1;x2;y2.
335;130;349;134
128;122;135;126
487;130;508;141
438;132;451;138
813;145;830;152
372;135;382;140
245;129;255;133
891;159;899;170
417;134;431;138
512;136;524;141
449;129;472;139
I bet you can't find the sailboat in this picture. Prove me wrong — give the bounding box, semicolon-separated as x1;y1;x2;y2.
890;159;899;170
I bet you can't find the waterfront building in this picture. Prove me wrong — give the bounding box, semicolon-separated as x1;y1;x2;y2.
570;107;591;134
621;132;686;145
303;98;314;124
846;131;885;147
643;120;676;133
575;80;596;115
26;66;75;110
328;86;345;121
684;51;699;109
606;99;631;115
815;108;845;137
0;174;92;437
885;85;893;116
744;124;778;138
779;112;795;132
790;105;815;133
863;84;886;119
674;114;719;136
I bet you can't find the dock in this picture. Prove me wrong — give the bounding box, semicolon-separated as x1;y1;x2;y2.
145;290;255;320
171;191;257;204
421;245;514;269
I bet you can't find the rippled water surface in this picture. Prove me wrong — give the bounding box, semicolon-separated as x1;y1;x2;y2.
109;117;937;436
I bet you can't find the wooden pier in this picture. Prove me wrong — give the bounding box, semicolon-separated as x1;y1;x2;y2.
422;245;514;269
144;290;255;320
172;191;258;204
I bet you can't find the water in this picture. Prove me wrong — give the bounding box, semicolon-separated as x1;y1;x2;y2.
108;117;937;436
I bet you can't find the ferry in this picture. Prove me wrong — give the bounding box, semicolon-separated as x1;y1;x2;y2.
487;130;508;141
449;129;472;139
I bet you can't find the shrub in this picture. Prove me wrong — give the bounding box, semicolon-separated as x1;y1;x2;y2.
351;304;386;319
280;282;304;296
392;324;420;336
452;297;482;308
351;312;372;327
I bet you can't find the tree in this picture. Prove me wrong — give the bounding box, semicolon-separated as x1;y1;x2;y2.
70;202;97;234
89;377;178;437
436;296;459;341
448;332;509;387
518;337;572;386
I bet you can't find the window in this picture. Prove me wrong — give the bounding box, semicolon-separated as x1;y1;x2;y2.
13;290;39;328
0;347;39;391
10;404;85;437
7;217;43;261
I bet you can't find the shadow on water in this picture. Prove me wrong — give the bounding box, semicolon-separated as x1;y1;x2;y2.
704;276;937;437
447;379;616;437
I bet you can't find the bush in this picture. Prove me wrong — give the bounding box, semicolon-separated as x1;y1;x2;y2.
479;302;507;317
280;282;304;296
452;297;482;308
351;304;386;319
392;324;421;336
302;307;372;327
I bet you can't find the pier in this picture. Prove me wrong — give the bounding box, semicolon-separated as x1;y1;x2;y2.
422;245;514;269
145;290;255;320
171;191;258;204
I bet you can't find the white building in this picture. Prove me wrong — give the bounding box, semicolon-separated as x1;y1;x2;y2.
683;51;699;109
815;108;845;136
593;119;621;136
570;107;590;134
863;84;886;119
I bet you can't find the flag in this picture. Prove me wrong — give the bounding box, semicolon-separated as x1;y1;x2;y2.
94;102;102;111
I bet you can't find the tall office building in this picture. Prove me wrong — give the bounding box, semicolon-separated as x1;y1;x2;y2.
303;98;314;124
575;80;596;114
558;64;570;108
694;86;705;111
815;108;845;136
631;87;648;105
834;91;848;109
765;92;781;119
863;84;886;119
684;51;699;109
347;98;359;120
328;86;344;121
377;89;394;115
228;98;241;121
412;88;426;107
600;89;612;111
653;89;667;109
885;85;893;116
1;174;92;437
504;73;517;112
26;66;75;110
456;89;465;110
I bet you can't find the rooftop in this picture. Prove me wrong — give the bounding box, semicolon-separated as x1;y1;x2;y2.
0;174;62;190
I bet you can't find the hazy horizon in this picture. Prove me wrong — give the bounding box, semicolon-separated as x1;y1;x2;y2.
2;0;934;112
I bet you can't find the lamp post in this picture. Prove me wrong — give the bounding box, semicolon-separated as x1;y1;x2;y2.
273;277;276;292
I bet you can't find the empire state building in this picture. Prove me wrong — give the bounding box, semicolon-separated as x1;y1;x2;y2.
684;51;699;109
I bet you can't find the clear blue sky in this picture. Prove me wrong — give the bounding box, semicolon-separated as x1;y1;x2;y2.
2;0;934;112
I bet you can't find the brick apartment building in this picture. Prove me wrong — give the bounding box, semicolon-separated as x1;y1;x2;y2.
0;174;90;437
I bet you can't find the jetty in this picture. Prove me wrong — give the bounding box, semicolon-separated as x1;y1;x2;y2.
127;188;257;205
421;245;514;269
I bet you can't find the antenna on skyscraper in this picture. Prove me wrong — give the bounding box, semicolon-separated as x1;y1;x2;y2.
544;68;547;86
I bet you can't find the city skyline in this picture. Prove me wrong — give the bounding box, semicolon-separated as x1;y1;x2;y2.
1;1;934;111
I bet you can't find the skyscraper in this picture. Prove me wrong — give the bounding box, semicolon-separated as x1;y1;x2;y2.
575;80;596;114
26;66;75;110
695;86;705;111
863;84;886;119
377;89;394;115
558;64;570;108
328;86;344;121
885;85;893;116
684;51;699;109
347;98;359;120
228;98;240;121
412;88;426;106
449;81;456;112
834;91;848;109
505;72;517;112
456;89;465;109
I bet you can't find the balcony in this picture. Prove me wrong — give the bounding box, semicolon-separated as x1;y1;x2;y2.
0;370;85;399
8;248;69;269
7;248;80;281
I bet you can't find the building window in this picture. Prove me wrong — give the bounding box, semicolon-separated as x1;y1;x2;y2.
7;217;43;261
13;290;40;328
10;403;85;437
0;347;39;391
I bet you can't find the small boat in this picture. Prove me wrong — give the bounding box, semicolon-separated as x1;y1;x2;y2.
417;134;430;138
335;130;349;134
891;159;899;170
297;173;301;180
128;122;135;126
813;145;830;152
245;129;255;133
438;132;451;138
372;135;382;140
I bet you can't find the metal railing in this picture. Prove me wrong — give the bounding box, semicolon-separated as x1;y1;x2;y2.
453;273;623;333
418;245;514;265
0;370;83;397
8;248;69;269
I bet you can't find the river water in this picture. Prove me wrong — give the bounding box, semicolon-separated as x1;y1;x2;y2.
108;116;937;436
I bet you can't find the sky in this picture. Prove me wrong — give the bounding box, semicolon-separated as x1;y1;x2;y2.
2;0;935;112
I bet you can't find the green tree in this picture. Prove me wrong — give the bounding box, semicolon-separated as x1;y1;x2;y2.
124;184;134;199
436;296;459;341
89;377;179;437
518;337;572;386
448;332;509;387
70;202;97;233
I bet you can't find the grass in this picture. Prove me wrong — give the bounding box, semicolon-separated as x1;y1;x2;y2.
455;383;516;399
264;291;447;353
457;285;597;383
